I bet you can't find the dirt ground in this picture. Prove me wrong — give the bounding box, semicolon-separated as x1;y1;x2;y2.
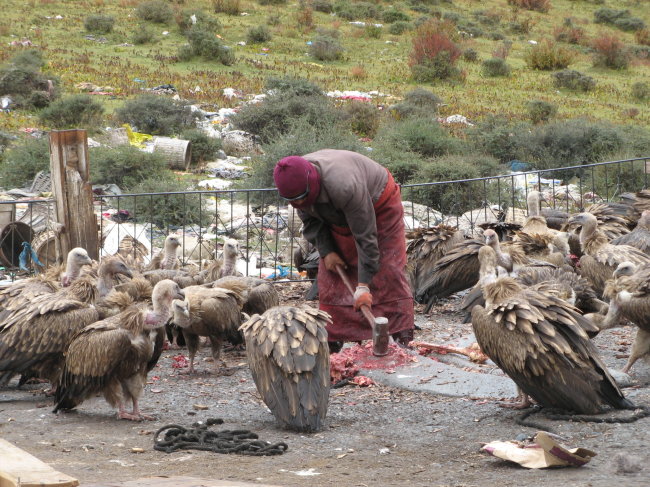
1;283;649;487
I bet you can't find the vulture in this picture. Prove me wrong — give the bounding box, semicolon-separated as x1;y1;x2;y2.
219;238;241;278
142;259;222;289
594;262;650;373
521;191;556;236
611;209;650;255
209;275;280;316
586;202;633;240
568;212;650;297
240;305;331;432
53;280;184;420
471;245;633;414
293;238;319;300
0;257;134;387
619;188;650;221
146;235;181;270
406;225;464;297
170;285;244;374
540;207;569;230
0;247;93;325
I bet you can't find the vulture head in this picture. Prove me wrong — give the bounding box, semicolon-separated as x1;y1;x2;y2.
171;298;191;327
165;235;181;250
99;257;134;279
483;229;499;248
567;212;598;229
62;247;94;287
223;238;239;258
146;280;185;328
613;261;637;278
639;210;650;229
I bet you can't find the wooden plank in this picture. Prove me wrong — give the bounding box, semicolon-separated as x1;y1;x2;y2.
85;477;282;487
49;129;99;260
0;438;79;487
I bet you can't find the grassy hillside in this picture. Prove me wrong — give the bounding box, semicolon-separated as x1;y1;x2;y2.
1;0;649;133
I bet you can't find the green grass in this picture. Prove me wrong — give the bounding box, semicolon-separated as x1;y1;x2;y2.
0;0;649;131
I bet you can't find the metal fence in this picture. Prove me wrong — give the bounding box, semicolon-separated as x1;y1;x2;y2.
1;156;648;278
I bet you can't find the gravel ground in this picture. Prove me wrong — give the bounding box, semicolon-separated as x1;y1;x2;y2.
1;282;649;487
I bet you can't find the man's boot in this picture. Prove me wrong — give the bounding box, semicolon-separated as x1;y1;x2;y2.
392;328;414;347
328;341;343;354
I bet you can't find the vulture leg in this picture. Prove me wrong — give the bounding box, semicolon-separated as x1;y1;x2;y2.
130;397;155;421
117;402;142;421
498;387;533;410
622;328;650;374
184;332;201;374
208;335;225;373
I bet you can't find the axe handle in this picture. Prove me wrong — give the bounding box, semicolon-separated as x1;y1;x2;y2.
335;265;376;329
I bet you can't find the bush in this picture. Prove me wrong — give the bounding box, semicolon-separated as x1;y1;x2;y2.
342;101;381;138
183;28;236;65
0;137;50;189
230;90;341;143
411;51;462;81
176;10;221;33
136;0;173;23
508;18;535;34
265;76;323;96
463;48;479;62
122;173;209;228
631;82;650;101
526;100;557;124
132;25;156;44
365;24;382;39
390;88;442;119
310;35;343;61
0;51;58;109
389;21;411;35
636;29;650;46
295;7;314;30
467;116;530;163
247;25;272;43
614;18;645;32
9;50;45;70
525;39;574;70
213;0;241;15
592;35;630;69
115;94;203;136
383;9;410;24
371;143;428;184
90;145;168;189
84;14;115;34
473;10;500;26
258;0;286;4
482;57;510;77
409;21;462;81
246;120;363;190
311;0;333;14
39;95;105;130
507;0;550;13
180;129;222;167
374;117;461;159
334;1;382;21
594;8;645;32
553;24;584;44
553;69;596;92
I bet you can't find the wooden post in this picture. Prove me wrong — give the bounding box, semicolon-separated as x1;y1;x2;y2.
49;129;99;260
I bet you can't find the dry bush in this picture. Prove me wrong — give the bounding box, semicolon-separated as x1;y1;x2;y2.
213;0;241;15
507;0;551;13
0;23;10;36
525;39;574;70
350;65;367;80
295;7;314;31
592;34;629;69
553;24;585;44
636;29;650;46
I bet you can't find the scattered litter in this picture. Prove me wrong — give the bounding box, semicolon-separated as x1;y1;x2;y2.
108;459;135;467
379;447;390;455
288;468;321;476
481;431;596;469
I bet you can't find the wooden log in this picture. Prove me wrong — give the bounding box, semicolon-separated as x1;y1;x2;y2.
49;130;99;260
0;438;79;487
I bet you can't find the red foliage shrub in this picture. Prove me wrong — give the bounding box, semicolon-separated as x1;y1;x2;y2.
507;0;551;13
409;21;461;67
553;25;585;44
592;34;629;69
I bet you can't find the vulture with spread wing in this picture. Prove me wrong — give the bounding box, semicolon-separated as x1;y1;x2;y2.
53;280;184;420
240;305;330;432
471;245;633;414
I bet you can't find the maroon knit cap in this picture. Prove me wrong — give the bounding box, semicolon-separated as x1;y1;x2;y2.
273;156;320;208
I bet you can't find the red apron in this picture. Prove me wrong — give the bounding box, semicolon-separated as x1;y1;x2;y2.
318;171;415;342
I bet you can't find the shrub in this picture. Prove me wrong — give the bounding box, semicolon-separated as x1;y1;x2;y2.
525;39;574;70
176;10;221;33
295;7;314;30
371;143;428;184
310;34;343;61
553;69;596;92
614;18;645;32
258;0;286;4
311;0;333;14
592;34;629;69
553;24;584;44
84;14;115;34
247;25;272;43
132;25;156;44
482;57;510;77
230;90;341;143
508;17;535;34
136;0;173;23
246;119;363;189
213;0;241;15
636;29;650;46
365;24;382;39
183;28;236;65
507;0;551;13
349;65;367;80
0;137;50;189
374;117;461;159
334;1;382;21
90;145;168;188
526;99;557;124
383;9;410;24
390;88;442;119
122;173;209;228
463;48;479;62
409;21;462;81
473;10;500;26
342;101;381;138
115;94;203;136
594;8;645;32
631;81;650;101
0;51;58;109
39;94;105;130
467;116;530;163
389;21;411;35
180;129;222;167
265;76;323;96
8;49;45;70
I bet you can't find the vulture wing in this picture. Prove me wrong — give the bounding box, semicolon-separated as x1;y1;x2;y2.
611;228;650;255
406;225;463;293
241;306;330;432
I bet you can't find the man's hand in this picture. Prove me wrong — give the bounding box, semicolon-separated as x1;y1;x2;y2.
323;252;346;272
353;285;372;311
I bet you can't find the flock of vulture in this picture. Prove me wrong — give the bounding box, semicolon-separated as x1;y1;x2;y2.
3;187;650;433
407;189;650;414
0;234;330;432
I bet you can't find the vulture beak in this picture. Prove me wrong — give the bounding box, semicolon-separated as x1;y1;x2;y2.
122;268;134;279
175;288;185;300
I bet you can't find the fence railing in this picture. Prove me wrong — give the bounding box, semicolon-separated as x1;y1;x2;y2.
1;156;648;278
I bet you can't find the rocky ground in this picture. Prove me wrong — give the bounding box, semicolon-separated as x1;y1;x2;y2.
1;282;649;487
